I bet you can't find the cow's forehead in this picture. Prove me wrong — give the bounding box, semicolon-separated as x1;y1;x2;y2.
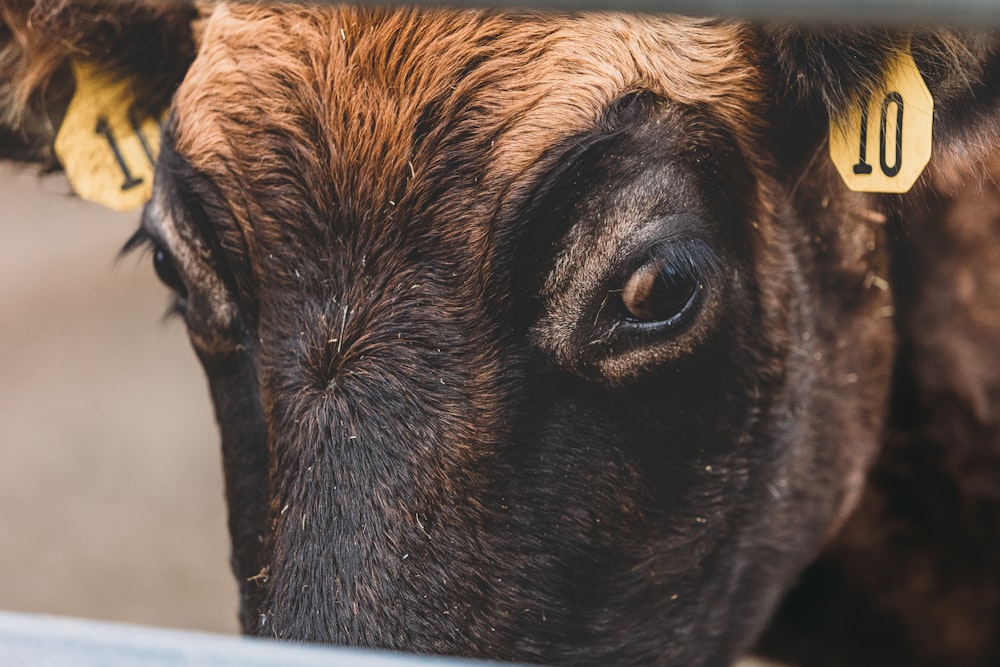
169;4;761;279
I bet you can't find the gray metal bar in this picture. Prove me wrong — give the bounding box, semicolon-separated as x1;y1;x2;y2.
0;611;517;667
331;0;1000;25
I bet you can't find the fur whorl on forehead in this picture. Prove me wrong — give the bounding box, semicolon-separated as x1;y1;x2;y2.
0;0;198;163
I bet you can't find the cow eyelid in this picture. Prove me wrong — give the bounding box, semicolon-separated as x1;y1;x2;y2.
152;245;188;298
121;225;189;299
610;237;721;330
120;226;154;257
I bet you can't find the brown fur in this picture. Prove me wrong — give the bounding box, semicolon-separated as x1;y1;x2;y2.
5;3;1000;666
0;0;196;162
148;6;899;661
172;6;767;283
758;153;1000;667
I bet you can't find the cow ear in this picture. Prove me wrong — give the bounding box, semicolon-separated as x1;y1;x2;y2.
0;0;199;165
763;26;1000;162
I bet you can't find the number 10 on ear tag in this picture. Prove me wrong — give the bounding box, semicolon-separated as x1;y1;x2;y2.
829;47;933;194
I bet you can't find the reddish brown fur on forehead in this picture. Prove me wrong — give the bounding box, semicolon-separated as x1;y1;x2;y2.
171;3;763;272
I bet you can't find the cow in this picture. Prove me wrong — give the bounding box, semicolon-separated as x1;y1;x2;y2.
4;1;1000;665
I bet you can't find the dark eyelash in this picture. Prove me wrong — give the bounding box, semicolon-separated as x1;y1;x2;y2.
120;226;154;257
121;226;186;320
642;237;723;287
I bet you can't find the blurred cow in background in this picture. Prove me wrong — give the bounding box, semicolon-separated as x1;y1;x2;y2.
4;1;1000;665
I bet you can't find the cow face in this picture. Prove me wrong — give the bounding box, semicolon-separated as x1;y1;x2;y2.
5;2;1000;665
134;6;896;664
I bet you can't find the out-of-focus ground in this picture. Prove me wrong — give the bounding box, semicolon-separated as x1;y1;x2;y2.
0;161;238;633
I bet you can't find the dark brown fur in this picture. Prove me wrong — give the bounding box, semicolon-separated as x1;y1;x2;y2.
0;0;196;162
4;3;1000;666
759;156;1000;667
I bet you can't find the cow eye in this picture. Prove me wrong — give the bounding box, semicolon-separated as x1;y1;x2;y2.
621;259;697;324
152;245;187;298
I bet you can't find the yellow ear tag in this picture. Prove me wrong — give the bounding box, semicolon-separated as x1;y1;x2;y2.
54;60;164;212
829;46;933;194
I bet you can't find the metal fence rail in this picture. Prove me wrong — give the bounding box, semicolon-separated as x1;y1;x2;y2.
390;0;1000;24
0;611;517;667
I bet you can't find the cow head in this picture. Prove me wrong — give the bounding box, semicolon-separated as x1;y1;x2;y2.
4;2;1000;665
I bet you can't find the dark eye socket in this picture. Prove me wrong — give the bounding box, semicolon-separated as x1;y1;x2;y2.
152;245;187;298
621;259;697;324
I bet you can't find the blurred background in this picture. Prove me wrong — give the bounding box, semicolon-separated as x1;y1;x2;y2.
0;161;238;633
